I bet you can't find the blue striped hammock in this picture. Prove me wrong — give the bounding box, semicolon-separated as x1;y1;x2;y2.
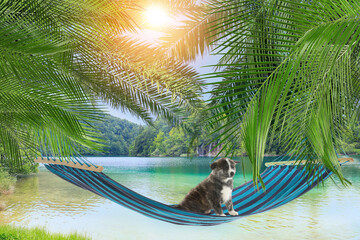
36;157;352;226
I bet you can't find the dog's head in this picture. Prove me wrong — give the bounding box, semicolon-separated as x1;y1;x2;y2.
210;158;240;180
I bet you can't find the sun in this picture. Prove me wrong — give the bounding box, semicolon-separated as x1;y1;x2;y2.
145;5;169;28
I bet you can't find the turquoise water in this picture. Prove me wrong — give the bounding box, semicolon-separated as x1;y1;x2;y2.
0;156;360;240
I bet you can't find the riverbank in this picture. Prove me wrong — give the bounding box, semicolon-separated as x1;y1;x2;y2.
0;225;89;240
0;170;16;196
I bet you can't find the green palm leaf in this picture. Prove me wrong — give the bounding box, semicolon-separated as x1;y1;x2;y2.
206;0;360;186
0;0;203;172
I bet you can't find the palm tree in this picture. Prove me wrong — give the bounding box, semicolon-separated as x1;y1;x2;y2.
0;0;203;172
204;0;360;186
162;0;360;186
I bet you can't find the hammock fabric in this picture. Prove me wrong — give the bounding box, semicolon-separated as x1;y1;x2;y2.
43;162;335;226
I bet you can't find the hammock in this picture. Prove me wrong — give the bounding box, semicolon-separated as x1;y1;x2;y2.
35;157;353;226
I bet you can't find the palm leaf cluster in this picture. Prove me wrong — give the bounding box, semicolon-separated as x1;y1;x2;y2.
160;0;229;61
0;0;203;171
204;0;360;185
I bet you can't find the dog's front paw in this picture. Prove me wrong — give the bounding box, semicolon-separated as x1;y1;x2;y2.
218;213;226;217
229;210;238;216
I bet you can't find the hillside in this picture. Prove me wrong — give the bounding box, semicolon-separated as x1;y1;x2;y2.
83;115;141;156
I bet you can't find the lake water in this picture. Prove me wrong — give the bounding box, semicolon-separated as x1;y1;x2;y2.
0;156;360;240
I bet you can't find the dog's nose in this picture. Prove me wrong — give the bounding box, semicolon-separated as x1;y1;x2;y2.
230;172;235;177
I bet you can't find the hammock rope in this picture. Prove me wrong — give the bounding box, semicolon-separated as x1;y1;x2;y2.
36;157;354;226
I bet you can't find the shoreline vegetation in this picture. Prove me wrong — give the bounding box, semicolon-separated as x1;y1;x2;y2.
0;169;16;211
0;170;16;196
81;114;360;158
0;225;89;240
80;115;286;157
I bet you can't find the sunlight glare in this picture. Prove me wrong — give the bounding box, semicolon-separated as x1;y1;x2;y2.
145;5;169;27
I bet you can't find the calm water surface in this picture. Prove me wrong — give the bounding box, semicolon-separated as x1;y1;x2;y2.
0;156;360;240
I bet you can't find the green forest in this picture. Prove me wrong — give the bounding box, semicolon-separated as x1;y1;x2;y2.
81;115;140;156
82;115;204;157
83;114;360;157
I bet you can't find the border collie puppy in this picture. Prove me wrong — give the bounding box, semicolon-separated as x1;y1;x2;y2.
176;158;239;216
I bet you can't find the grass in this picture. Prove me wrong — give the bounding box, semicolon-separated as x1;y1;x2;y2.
0;170;16;195
0;225;90;240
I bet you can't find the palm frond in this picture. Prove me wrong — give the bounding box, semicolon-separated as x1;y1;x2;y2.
0;0;203;171
159;0;230;61
74;35;204;125
207;0;360;186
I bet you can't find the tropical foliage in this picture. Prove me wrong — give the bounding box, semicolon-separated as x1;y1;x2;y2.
2;0;358;189
164;0;360;186
205;0;360;186
0;0;203;172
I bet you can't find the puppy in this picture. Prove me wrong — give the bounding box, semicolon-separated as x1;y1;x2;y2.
176;158;239;216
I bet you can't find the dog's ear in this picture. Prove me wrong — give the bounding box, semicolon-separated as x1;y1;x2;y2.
233;161;241;164
210;162;217;170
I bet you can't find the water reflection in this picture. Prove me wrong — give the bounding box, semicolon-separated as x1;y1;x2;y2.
0;170;104;225
0;156;359;240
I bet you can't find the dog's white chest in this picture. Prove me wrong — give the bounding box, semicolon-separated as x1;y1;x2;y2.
221;186;232;203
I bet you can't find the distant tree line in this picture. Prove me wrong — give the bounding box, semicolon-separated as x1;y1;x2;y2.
339;124;360;154
129;120;192;157
81;114;360;157
128;119;287;157
81;114;225;157
80;114;286;157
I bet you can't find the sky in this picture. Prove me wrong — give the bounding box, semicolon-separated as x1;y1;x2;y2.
106;53;222;125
